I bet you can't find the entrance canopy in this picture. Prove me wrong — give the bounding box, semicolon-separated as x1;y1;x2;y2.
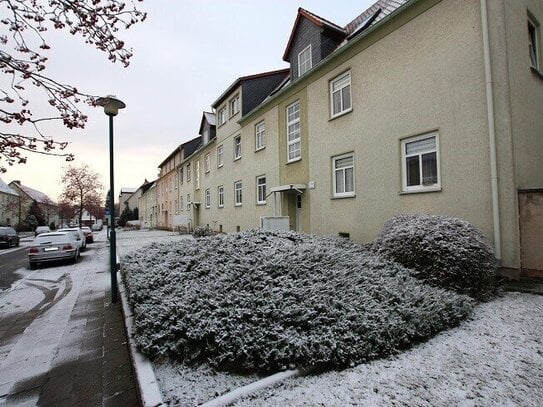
267;184;307;216
268;183;307;195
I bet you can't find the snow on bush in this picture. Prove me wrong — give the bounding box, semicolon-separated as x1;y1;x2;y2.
122;229;473;373
193;225;211;238
372;214;497;301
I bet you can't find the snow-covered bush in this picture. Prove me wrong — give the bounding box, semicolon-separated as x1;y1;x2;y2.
192;225;211;238
122;229;473;373
372;214;497;300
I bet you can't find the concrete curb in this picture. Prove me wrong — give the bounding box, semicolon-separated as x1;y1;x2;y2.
117;271;164;407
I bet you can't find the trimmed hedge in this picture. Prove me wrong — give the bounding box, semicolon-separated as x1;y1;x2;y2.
123;230;473;373
372;214;497;301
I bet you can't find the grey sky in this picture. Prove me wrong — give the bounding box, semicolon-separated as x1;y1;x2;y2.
4;0;375;201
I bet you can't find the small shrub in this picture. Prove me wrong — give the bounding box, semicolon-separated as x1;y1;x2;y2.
192;225;211;238
372;214;497;300
123;229;473;373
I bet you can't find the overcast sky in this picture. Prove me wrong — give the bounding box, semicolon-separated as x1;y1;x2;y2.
3;0;375;202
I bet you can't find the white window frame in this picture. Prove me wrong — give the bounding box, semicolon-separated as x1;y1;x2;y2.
330;71;352;118
332;153;355;198
218;106;227;126
217;145;224;168
234;135;242;160
286;100;301;163
230;94;240;117
255;121;266;151
234;181;242;206
218;185;224;208
195;160;200;190
205;188;211;208
256;175;266;205
180;196;184;212
186;163;191;182
203;128;210;144
401;132;441;192
298;44;312;77
187;193;191;210
204;153;210;173
528;15;540;69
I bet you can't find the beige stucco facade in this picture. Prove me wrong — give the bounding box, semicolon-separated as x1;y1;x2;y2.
142;0;542;273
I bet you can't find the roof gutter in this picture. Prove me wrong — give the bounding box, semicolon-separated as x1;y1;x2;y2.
480;0;501;260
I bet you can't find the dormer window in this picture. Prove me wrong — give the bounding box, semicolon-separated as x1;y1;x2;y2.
298;45;312;77
218;107;227;126
230;95;240;117
203;129;209;144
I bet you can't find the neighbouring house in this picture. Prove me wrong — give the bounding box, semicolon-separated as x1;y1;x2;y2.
141;0;543;278
8;181;59;228
0;178;19;226
138;179;157;228
118;187;137;211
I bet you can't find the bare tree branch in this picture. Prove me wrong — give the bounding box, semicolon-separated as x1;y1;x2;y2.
0;0;146;172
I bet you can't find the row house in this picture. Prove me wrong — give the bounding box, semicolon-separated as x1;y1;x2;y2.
142;0;543;277
8;180;59;227
0;178;19;226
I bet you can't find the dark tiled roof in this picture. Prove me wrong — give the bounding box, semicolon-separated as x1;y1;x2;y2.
204;112;216;126
199;111;216;135
212;68;290;108
345;0;409;34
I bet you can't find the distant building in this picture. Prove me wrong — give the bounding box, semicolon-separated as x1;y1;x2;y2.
9;181;59;227
0;178;19;226
118;187;137;211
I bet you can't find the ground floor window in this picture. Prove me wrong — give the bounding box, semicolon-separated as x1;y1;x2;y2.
256;176;266;204
218;185;224;208
332;153;355;197
234;181;242;206
205;189;210;208
401;132;440;192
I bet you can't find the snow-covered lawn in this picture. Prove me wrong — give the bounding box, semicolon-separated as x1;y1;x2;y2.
116;230;543;406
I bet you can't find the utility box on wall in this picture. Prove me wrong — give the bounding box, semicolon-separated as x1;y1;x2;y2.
260;216;290;231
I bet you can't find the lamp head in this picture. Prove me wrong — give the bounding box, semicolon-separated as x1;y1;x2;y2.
96;95;126;116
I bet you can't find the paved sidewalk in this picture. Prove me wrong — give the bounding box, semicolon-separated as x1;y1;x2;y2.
0;238;139;406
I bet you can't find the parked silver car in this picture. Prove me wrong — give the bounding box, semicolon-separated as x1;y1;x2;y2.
34;226;51;237
57;227;86;251
81;226;94;243
28;232;79;269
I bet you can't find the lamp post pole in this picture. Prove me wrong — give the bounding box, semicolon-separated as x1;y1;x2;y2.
96;95;125;303
108;113;117;303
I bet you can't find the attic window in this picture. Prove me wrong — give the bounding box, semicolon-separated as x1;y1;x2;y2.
298;45;312;77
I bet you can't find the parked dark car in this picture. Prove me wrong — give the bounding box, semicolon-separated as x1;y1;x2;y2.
0;227;20;248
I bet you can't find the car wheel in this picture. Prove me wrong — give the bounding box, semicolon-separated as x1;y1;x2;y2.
30;262;37;270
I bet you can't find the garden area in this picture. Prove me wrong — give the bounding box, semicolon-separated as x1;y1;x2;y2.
120;215;543;405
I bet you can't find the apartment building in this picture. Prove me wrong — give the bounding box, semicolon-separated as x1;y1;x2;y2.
143;0;543;276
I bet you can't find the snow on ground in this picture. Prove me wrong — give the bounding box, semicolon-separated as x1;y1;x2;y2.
114;230;543;406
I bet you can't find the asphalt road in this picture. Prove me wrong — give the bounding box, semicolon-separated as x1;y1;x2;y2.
0;245;29;291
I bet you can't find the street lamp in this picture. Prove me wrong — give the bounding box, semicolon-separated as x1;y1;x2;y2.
96;95;125;303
